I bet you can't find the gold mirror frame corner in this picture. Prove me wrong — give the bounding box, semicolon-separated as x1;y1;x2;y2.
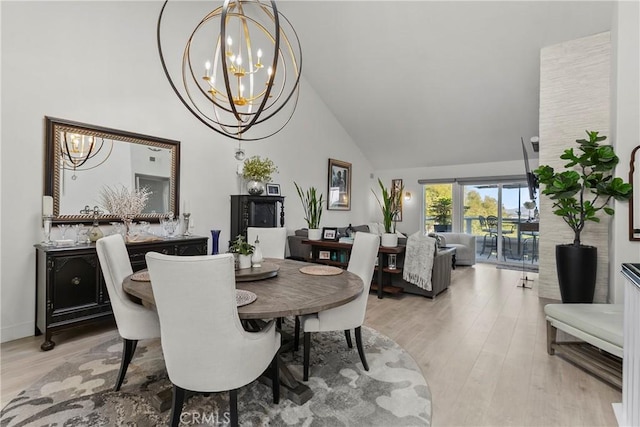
44;116;181;224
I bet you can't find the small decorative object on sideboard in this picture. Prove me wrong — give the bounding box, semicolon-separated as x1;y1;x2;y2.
99;184;151;240
242;156;278;195
80;205;105;242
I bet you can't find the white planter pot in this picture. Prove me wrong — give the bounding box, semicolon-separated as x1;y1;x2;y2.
238;254;253;269
308;228;322;240
381;233;398;248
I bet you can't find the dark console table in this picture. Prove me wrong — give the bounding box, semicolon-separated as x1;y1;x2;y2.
302;239;406;299
34;235;208;351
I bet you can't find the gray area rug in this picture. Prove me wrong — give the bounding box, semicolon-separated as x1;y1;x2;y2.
1;325;431;426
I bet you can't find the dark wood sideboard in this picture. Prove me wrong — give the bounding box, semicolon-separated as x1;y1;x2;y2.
34;235;208;351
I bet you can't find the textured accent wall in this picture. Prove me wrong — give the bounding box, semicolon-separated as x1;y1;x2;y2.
538;32;611;302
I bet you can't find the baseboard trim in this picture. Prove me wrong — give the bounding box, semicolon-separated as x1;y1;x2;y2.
1;321;35;343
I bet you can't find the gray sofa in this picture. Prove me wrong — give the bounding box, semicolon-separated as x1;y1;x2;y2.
437;232;476;266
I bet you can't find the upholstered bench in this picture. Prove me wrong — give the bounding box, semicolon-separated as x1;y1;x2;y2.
545;303;623;389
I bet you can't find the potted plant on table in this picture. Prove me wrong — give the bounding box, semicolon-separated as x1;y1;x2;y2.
372;178;403;247
294;182;324;240
534;130;632;303
229;234;255;269
242;156;278;195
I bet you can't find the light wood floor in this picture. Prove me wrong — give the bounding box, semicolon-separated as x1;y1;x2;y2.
1;264;621;426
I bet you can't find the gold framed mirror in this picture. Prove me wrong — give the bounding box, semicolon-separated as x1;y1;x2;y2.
44;116;180;223
630;145;640;241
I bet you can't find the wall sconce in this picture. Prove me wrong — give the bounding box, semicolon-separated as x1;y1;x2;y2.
404;192;412;201
531;136;540;152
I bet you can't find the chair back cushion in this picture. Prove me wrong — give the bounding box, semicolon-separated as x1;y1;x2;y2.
96;234;160;340
247;227;287;259
145;252;280;391
314;232;379;330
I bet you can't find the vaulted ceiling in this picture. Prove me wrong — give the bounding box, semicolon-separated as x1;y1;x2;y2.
278;1;615;170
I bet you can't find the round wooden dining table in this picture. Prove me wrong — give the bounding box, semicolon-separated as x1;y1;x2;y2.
122;258;363;319
121;257;363;406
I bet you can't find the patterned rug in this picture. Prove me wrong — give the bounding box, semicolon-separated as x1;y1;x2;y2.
1;325;431;426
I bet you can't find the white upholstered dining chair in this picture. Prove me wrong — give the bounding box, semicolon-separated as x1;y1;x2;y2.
299;232;379;381
145;252;281;427
247;227;288;259
96;234;161;391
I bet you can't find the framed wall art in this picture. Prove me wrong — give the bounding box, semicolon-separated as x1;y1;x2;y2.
327;158;351;210
391;178;403;222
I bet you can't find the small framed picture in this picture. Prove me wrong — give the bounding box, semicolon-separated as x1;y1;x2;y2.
265;183;281;196
319;250;331;260
322;227;338;241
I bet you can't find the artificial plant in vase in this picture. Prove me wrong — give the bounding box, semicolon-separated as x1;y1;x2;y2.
372;178;403;247
99;185;151;240
534;130;632;302
229;234;255;269
294;182;323;240
242;156;278;195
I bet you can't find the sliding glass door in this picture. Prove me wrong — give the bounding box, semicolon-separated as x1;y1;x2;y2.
422;177;537;269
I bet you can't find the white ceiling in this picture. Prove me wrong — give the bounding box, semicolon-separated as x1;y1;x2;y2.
278;1;615;170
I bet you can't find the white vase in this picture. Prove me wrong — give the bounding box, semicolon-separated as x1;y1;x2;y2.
251;242;263;267
308;228;322;240
246;180;265;195
239;254;253;269
381;233;398;247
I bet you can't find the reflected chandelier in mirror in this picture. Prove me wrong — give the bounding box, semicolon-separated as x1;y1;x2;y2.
45;117;180;223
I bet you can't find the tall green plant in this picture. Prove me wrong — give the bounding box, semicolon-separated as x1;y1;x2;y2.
294;182;323;229
534;130;632;246
372;178;403;233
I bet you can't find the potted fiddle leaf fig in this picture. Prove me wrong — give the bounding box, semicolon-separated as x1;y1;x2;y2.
372;178;403;247
534;130;632;303
294;182;323;240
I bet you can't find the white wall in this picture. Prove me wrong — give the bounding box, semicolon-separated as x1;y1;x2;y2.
538;32;612;302
610;1;640;303
0;1;373;342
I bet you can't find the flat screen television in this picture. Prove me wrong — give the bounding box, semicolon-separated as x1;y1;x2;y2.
521;137;538;201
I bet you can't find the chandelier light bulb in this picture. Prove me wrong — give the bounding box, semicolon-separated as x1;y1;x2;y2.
236;55;242;66
257;49;262;58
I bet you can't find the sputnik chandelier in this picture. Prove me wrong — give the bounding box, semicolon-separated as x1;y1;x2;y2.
157;0;302;155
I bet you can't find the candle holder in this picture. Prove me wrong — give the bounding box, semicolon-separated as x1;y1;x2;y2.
182;213;191;236
42;215;53;246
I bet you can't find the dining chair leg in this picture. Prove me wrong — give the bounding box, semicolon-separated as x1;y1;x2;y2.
355;327;369;372
115;338;138;391
303;332;311;381
344;329;353;348
169;384;186;427
229;389;238;427
271;352;280;404
294;316;300;352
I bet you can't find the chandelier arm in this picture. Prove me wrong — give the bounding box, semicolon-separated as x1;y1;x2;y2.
61;139;114;172
61;133;97;168
157;0;246;140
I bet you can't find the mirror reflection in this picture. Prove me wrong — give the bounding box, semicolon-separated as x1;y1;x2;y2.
46;117;180;223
